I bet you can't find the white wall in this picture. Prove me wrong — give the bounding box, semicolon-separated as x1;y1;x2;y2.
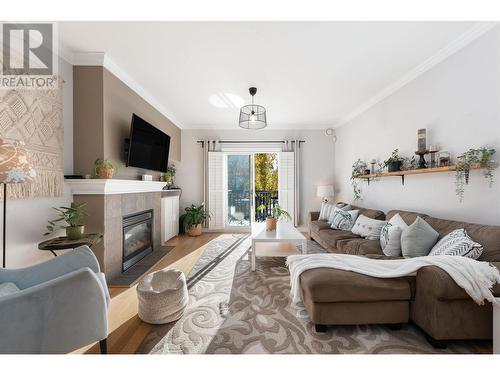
334;27;500;225
176;129;335;227
0;57;73;268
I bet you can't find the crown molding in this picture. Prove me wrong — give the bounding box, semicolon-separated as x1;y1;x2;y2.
70;52;184;129
336;22;499;128
73;52;106;65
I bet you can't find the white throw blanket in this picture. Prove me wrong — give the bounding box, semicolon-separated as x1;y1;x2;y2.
287;254;500;306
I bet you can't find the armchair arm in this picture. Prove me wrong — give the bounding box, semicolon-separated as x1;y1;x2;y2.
309;211;320;222
0;245;100;289
0;267;108;354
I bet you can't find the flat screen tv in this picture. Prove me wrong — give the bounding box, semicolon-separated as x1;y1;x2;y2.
127;114;170;172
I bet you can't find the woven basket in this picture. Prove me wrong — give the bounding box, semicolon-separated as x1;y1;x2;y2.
137;268;188;324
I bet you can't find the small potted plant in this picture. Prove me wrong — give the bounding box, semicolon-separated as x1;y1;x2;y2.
383;149;405;172
93;158;121;179
180;204;211;236
44;202;89;240
166;164;176;186
265;205;292;231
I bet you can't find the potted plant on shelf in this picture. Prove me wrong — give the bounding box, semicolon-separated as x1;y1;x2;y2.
44;202;89;240
383;149;405;172
455;147;496;202
93;158;121;179
265;205;292;231
180;204;211;236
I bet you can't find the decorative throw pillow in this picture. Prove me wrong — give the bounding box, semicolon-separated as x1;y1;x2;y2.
380;213;409;257
351;215;387;240
330;208;359;231
327;204;352;224
401;217;439;258
429;229;483;259
319;202;334;221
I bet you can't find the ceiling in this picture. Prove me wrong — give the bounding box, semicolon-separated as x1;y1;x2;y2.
59;21;482;130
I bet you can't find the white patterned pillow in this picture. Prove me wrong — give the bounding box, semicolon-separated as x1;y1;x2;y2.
429;229;483;259
327;204;352;224
351;215;387;240
319;203;334;221
379;213;409;256
330;208;359;231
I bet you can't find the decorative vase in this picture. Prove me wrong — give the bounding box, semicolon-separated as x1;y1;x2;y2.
387;161;402;172
66;225;85;240
97;167;114;179
265;217;277;231
187;224;202;237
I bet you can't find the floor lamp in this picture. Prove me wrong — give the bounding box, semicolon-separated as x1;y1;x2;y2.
0;138;36;268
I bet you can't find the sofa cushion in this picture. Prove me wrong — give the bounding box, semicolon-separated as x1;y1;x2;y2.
351;215;387;240
317;229;360;248
0;282;20;298
310;220;332;233
423;216;500;262
401;217;439;258
350;204;385;220
336;238;383;256
330;208;359;231
429;228;483;259
299;267;411;303
386;210;429;225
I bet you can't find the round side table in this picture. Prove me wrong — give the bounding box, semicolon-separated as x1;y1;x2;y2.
38;233;102;256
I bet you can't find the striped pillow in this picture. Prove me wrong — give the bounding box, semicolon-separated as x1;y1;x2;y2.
429;229;483;259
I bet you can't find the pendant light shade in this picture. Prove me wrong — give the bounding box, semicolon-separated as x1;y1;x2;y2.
239;87;267;129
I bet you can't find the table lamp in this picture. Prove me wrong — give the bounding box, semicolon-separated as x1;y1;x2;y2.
316;185;334;203
0;138;36;267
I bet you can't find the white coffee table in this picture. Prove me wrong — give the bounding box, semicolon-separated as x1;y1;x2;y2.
251;222;307;271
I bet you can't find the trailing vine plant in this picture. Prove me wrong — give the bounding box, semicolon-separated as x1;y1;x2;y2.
455;147;496;202
351;159;367;201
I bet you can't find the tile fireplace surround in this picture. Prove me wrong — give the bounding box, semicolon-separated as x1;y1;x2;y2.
66;179;166;281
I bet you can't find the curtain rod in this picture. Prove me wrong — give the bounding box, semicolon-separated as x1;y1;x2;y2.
197;140;305;144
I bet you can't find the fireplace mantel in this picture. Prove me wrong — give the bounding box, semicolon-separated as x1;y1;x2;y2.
65;178;167;195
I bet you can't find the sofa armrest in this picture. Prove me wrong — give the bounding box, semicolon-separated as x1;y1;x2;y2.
0;245;100;288
417;262;500;301
309;211;320;222
0;267;108;353
416;265;471;301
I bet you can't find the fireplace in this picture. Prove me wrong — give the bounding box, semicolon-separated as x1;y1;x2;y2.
122;210;154;271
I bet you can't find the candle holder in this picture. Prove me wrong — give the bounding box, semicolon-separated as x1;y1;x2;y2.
415;150;429;169
429;150;438;168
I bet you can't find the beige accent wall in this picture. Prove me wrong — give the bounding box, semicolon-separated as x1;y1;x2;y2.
73;66;104;176
103;68;181;179
73;66;181;178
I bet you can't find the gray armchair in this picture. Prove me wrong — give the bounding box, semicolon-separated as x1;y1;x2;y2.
0;246;110;354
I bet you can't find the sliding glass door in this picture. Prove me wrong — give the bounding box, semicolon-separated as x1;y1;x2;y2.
226;153;253;228
224;152;280;230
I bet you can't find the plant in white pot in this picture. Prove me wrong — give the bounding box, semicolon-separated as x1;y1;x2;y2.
44;202;89;240
265;205;292;231
180;204;211;236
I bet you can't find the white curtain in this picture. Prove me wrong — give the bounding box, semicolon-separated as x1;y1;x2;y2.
279;140;301;226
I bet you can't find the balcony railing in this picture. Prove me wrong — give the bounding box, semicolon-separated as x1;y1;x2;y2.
227;189;279;224
255;190;279;222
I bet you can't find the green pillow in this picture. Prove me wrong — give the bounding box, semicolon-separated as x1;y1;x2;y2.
401;216;439;258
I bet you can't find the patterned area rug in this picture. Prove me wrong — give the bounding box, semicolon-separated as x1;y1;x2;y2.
139;234;477;354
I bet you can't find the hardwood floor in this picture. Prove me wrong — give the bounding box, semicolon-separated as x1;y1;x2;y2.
78;232;225;354
76;231;492;354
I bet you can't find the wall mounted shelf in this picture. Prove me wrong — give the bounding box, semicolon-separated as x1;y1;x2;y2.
354;163;497;185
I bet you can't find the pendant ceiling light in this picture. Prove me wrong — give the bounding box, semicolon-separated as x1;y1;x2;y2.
239;87;267;129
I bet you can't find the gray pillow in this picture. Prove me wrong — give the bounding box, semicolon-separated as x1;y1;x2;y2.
401;216;439;258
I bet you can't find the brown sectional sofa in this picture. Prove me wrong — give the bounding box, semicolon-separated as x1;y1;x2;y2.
304;203;500;347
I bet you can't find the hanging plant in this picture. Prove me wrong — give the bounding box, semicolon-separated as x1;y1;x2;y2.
351;159;367;201
455;147;496;202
